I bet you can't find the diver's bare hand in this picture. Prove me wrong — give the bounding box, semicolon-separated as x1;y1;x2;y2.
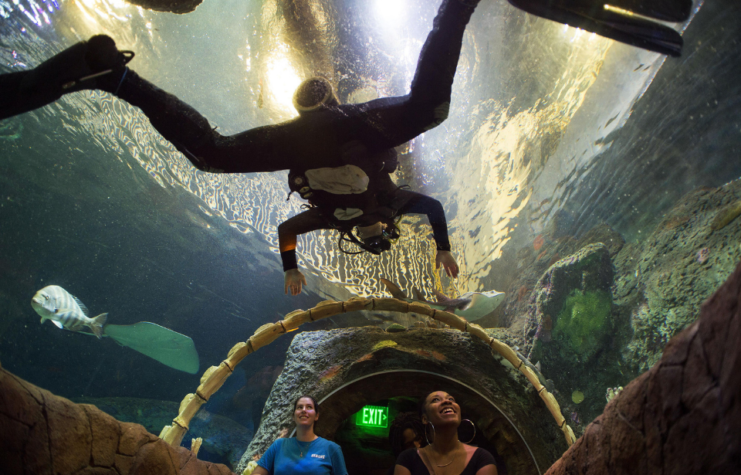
284;269;307;296
435;251;459;278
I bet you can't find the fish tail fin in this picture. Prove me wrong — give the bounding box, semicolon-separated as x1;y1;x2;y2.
380;278;407;300
90;313;108;339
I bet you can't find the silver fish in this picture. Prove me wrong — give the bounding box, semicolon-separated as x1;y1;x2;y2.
31;285;107;338
380;278;506;322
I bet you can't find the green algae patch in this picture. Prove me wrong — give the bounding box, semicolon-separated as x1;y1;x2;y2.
372;340;398;351
385;323;407;333
553;290;613;362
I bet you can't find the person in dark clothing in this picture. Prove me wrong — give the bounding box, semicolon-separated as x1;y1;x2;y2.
0;0;481;295
387;412;426;475
393;391;497;475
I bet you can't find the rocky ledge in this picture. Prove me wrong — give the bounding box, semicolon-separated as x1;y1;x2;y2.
0;367;234;475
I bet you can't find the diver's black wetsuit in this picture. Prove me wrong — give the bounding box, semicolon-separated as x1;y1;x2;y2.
100;0;476;175
105;0;476;266
0;0;477;267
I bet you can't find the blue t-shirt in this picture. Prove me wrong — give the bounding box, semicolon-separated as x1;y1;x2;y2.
257;437;348;475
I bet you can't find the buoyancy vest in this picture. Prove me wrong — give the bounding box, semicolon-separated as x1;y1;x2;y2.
288;146;400;226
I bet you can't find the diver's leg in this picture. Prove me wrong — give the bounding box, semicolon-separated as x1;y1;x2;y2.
352;0;479;149
0;36;129;120
407;0;479;129
99;68;306;173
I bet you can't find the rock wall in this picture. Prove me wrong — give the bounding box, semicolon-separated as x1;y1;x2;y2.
544;259;741;474
0;365;234;475
500;179;741;436
73;397;253;469
614;181;741;376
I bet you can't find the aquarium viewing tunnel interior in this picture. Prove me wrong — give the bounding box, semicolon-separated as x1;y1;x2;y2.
0;0;740;474
311;372;538;475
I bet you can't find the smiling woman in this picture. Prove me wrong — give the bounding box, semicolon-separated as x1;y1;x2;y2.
393;391;498;475
252;396;349;475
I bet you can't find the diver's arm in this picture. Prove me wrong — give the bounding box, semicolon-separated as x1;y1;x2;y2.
397;191;459;278
278;209;328;295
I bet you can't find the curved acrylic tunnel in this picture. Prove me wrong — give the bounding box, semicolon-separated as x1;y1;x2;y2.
239;327;569;474
316;370;542;475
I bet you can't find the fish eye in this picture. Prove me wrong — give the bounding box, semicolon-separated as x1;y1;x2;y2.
54;309;58;313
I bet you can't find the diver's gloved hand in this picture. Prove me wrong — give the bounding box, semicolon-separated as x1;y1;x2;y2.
435;251;459;278
285;268;307;296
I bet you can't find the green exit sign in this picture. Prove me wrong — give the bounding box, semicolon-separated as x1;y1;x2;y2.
356;405;389;428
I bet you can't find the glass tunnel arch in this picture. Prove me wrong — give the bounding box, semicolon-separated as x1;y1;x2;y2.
289;369;546;475
158;297;575;453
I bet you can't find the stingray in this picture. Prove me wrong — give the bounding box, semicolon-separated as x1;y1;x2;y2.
380;278;506;322
81;322;200;374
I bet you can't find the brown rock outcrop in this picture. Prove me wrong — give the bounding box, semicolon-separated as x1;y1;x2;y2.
545;259;741;475
0;365;234;475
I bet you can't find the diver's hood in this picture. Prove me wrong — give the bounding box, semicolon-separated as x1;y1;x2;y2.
293;76;338;113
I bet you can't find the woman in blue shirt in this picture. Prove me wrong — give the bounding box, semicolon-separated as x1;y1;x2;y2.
254;396;348;475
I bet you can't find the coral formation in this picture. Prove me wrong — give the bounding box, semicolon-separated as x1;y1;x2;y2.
614;180;741;376
604;386;622;403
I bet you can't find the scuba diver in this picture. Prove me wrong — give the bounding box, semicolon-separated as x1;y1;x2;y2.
0;0;478;296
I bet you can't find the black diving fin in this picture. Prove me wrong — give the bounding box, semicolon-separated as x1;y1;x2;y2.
508;0;693;57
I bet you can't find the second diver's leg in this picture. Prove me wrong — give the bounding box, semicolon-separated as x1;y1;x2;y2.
100;68;306;173
407;0;479;130
0;36;129;121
